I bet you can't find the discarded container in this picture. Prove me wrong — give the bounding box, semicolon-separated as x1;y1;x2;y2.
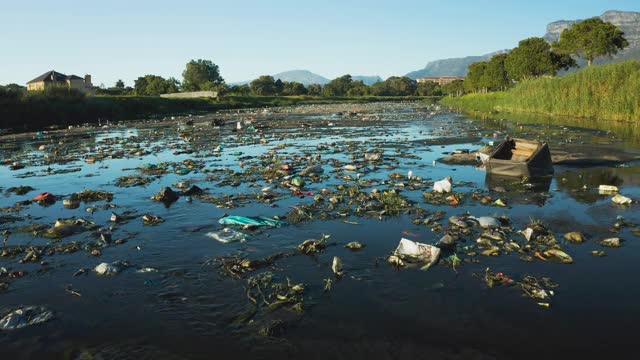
564;232;585;243
598;185;619;194
33;192;55;204
433;177;452;193
543;249;574;264
205;228;248;243
600;238;621;248
218;216;288;227
476;152;490;164
392;238;441;269
436;234;455;249
485;138;553;177
364;153;380;161
332;256;343;276
469;216;500;229
94;262;121;275
345;242;364;250
63;199;80;209
291;176;305;188
300;165;323;176
612;194;632;205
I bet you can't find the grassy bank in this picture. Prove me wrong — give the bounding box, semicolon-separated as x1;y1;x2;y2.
441;60;640;121
0;93;434;132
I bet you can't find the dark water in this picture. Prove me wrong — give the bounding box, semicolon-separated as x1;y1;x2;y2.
1;103;639;359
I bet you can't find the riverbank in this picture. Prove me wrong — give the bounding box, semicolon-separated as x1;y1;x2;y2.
0;94;436;133
441;60;640;122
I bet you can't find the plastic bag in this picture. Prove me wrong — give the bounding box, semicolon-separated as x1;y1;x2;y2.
433;177;452;193
393;238;441;269
218;216;288;227
205;228;248;243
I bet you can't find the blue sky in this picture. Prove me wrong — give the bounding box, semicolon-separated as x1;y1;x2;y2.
1;0;638;87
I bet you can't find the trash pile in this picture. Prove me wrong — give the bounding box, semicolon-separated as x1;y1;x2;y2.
0;101;638;342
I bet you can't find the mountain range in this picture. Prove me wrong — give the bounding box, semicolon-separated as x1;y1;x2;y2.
232;10;640;85
405;10;640;78
232;70;382;86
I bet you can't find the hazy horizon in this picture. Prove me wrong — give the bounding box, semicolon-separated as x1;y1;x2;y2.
2;0;638;87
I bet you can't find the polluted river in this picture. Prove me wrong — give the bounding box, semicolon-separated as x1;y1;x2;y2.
1;102;639;359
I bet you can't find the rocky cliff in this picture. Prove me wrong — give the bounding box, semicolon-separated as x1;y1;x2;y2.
544;10;640;64
407;10;640;78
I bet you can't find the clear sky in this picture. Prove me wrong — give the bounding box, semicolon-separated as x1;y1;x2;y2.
2;0;638;87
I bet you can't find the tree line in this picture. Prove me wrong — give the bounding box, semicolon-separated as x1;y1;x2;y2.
97;60;455;98
461;17;628;94
232;74;456;97
100;71;456;98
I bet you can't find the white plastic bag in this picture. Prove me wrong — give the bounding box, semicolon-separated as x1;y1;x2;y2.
433;177;452;193
394;238;441;269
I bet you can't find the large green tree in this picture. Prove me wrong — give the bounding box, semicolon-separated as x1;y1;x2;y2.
370;76;416;96
323;75;353;96
416;81;442;96
464;61;489;92
505;37;575;80
306;84;322;96
229;84;251;96
442;79;465;97
115;79;125;89
484;53;511;91
134;75;179;96
182;59;224;91
552;17;629;66
250;75;277;96
282;81;308;96
346;81;369;96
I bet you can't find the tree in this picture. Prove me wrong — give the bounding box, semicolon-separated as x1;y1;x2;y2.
307;84;322;96
553;17;629;66
505;37;575;80
1;83;26;94
386;77;417;96
442;80;465;97
323;75;353;96
229;84;251;96
464;61;489;92
134;75;179;96
346;81;369;96
282;81;308;96
115;79;125;89
250;75;277;96
274;79;284;95
416;81;442;96
165;77;180;93
182;59;224;91
370;76;416;96
484;53;511;91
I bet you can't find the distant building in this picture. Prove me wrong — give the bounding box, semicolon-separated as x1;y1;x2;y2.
26;70;94;94
416;76;465;86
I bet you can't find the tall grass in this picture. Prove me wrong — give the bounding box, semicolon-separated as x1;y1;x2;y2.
442;60;640;121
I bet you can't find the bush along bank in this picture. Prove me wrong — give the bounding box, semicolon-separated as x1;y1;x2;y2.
441;60;640;122
0;90;436;133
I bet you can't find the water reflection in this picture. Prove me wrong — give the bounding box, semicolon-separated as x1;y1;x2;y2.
555;166;640;204
465;110;640;145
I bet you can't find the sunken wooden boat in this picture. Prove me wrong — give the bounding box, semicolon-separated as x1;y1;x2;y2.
486;138;554;177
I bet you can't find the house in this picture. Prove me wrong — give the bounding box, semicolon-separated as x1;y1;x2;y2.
416;76;465;86
26;70;94;94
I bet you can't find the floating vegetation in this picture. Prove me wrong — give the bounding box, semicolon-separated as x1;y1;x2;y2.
297;234;330;254
71;189;114;203
115;175;153;187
